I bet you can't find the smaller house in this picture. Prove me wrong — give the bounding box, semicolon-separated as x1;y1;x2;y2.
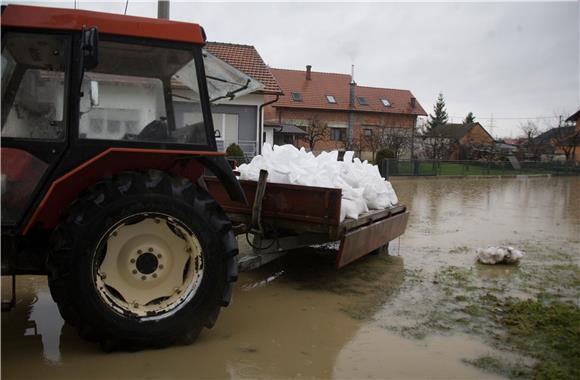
205;42;283;158
534;125;578;162
427;122;495;160
565;109;580;126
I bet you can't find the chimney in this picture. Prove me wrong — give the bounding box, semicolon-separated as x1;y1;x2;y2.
306;65;312;80
410;97;416;108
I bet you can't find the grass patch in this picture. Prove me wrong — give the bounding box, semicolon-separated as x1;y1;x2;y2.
498;298;580;379
463;356;531;379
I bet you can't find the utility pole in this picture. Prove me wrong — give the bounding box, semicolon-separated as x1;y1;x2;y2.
158;0;170;19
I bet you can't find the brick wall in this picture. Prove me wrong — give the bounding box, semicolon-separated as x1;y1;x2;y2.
265;106;417;157
459;125;494;146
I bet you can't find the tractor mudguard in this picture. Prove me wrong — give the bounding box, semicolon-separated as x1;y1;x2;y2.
197;155;247;205
22;148;246;234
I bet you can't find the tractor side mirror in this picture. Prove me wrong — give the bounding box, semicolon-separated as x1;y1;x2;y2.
83;27;99;70
90;81;99;107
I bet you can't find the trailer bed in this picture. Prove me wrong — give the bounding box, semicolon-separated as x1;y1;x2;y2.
205;177;408;268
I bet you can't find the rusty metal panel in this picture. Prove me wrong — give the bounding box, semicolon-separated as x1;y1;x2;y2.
336;211;409;268
205;177;342;227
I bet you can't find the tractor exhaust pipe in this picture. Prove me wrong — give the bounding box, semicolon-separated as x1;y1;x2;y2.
158;0;169;19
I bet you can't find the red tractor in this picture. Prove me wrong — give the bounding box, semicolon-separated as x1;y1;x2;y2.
1;5;244;350
1;5;409;351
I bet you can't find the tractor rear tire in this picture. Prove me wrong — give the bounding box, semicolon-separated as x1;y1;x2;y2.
47;170;238;350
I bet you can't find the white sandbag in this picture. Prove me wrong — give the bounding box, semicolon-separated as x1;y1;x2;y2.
476;246;525;264
236;144;399;222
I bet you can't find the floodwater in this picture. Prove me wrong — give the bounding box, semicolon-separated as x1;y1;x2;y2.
2;176;578;379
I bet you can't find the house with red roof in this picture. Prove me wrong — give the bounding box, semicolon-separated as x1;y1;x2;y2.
264;66;426;159
204;42;282;157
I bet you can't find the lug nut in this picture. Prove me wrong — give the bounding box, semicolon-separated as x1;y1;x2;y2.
157;253;162;259
152;273;158;278
159;264;164;270
130;258;136;264
148;247;153;252
141;276;147;281
132;269;138;274
137;249;142;254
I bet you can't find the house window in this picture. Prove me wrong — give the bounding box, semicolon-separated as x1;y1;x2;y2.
381;98;390;107
330;127;346;141
212;112;239;148
357;96;368;105
326;95;336;104
291;92;303;102
363;128;373;137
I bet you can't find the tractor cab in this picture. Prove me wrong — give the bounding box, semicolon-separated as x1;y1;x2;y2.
1;5;253;231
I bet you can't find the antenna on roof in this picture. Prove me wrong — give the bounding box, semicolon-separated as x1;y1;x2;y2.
124;0;129;15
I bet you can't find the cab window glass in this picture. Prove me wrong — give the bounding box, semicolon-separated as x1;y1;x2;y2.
1;33;68;140
79;40;207;145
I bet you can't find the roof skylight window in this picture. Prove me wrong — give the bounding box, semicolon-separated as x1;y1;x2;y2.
326;95;337;104
291;92;303;102
357;96;368;105
381;98;391;107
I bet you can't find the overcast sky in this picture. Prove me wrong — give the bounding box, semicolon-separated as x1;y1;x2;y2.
5;0;579;138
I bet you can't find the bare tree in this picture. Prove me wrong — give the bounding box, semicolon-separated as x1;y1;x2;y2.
380;128;411;159
552;128;579;161
520;121;543;157
356;127;382;160
421;136;452;160
350;134;366;158
304;115;329;151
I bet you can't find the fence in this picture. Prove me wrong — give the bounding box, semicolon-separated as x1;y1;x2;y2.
378;159;580;179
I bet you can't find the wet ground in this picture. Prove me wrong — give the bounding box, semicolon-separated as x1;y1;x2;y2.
2;176;579;379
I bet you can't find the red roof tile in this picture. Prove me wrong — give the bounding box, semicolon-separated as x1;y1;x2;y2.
205;42;282;95
269;68;426;116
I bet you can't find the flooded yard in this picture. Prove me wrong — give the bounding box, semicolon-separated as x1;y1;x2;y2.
2;176;579;379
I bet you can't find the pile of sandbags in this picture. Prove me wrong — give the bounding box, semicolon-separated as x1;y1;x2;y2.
476;246;525;264
237;143;398;221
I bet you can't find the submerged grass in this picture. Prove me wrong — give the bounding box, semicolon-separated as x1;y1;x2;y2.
462;356;532;379
383;243;580;379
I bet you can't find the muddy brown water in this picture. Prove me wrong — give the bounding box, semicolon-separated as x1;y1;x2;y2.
2;176;578;379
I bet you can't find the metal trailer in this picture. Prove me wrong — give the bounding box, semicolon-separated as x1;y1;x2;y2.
205;170;409;270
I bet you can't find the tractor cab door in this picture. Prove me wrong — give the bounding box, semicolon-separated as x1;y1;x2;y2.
1;31;71;227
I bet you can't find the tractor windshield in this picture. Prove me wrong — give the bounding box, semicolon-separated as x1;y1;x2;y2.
79;39;211;145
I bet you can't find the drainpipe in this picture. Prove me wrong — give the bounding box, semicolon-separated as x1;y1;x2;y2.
258;94;280;155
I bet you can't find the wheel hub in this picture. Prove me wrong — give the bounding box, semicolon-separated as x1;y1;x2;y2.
136;251;159;275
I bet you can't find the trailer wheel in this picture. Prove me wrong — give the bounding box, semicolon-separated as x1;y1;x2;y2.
370;243;389;256
47;170;238;350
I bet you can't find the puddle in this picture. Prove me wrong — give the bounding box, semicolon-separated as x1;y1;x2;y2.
335;330;502;379
2;176;578;379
